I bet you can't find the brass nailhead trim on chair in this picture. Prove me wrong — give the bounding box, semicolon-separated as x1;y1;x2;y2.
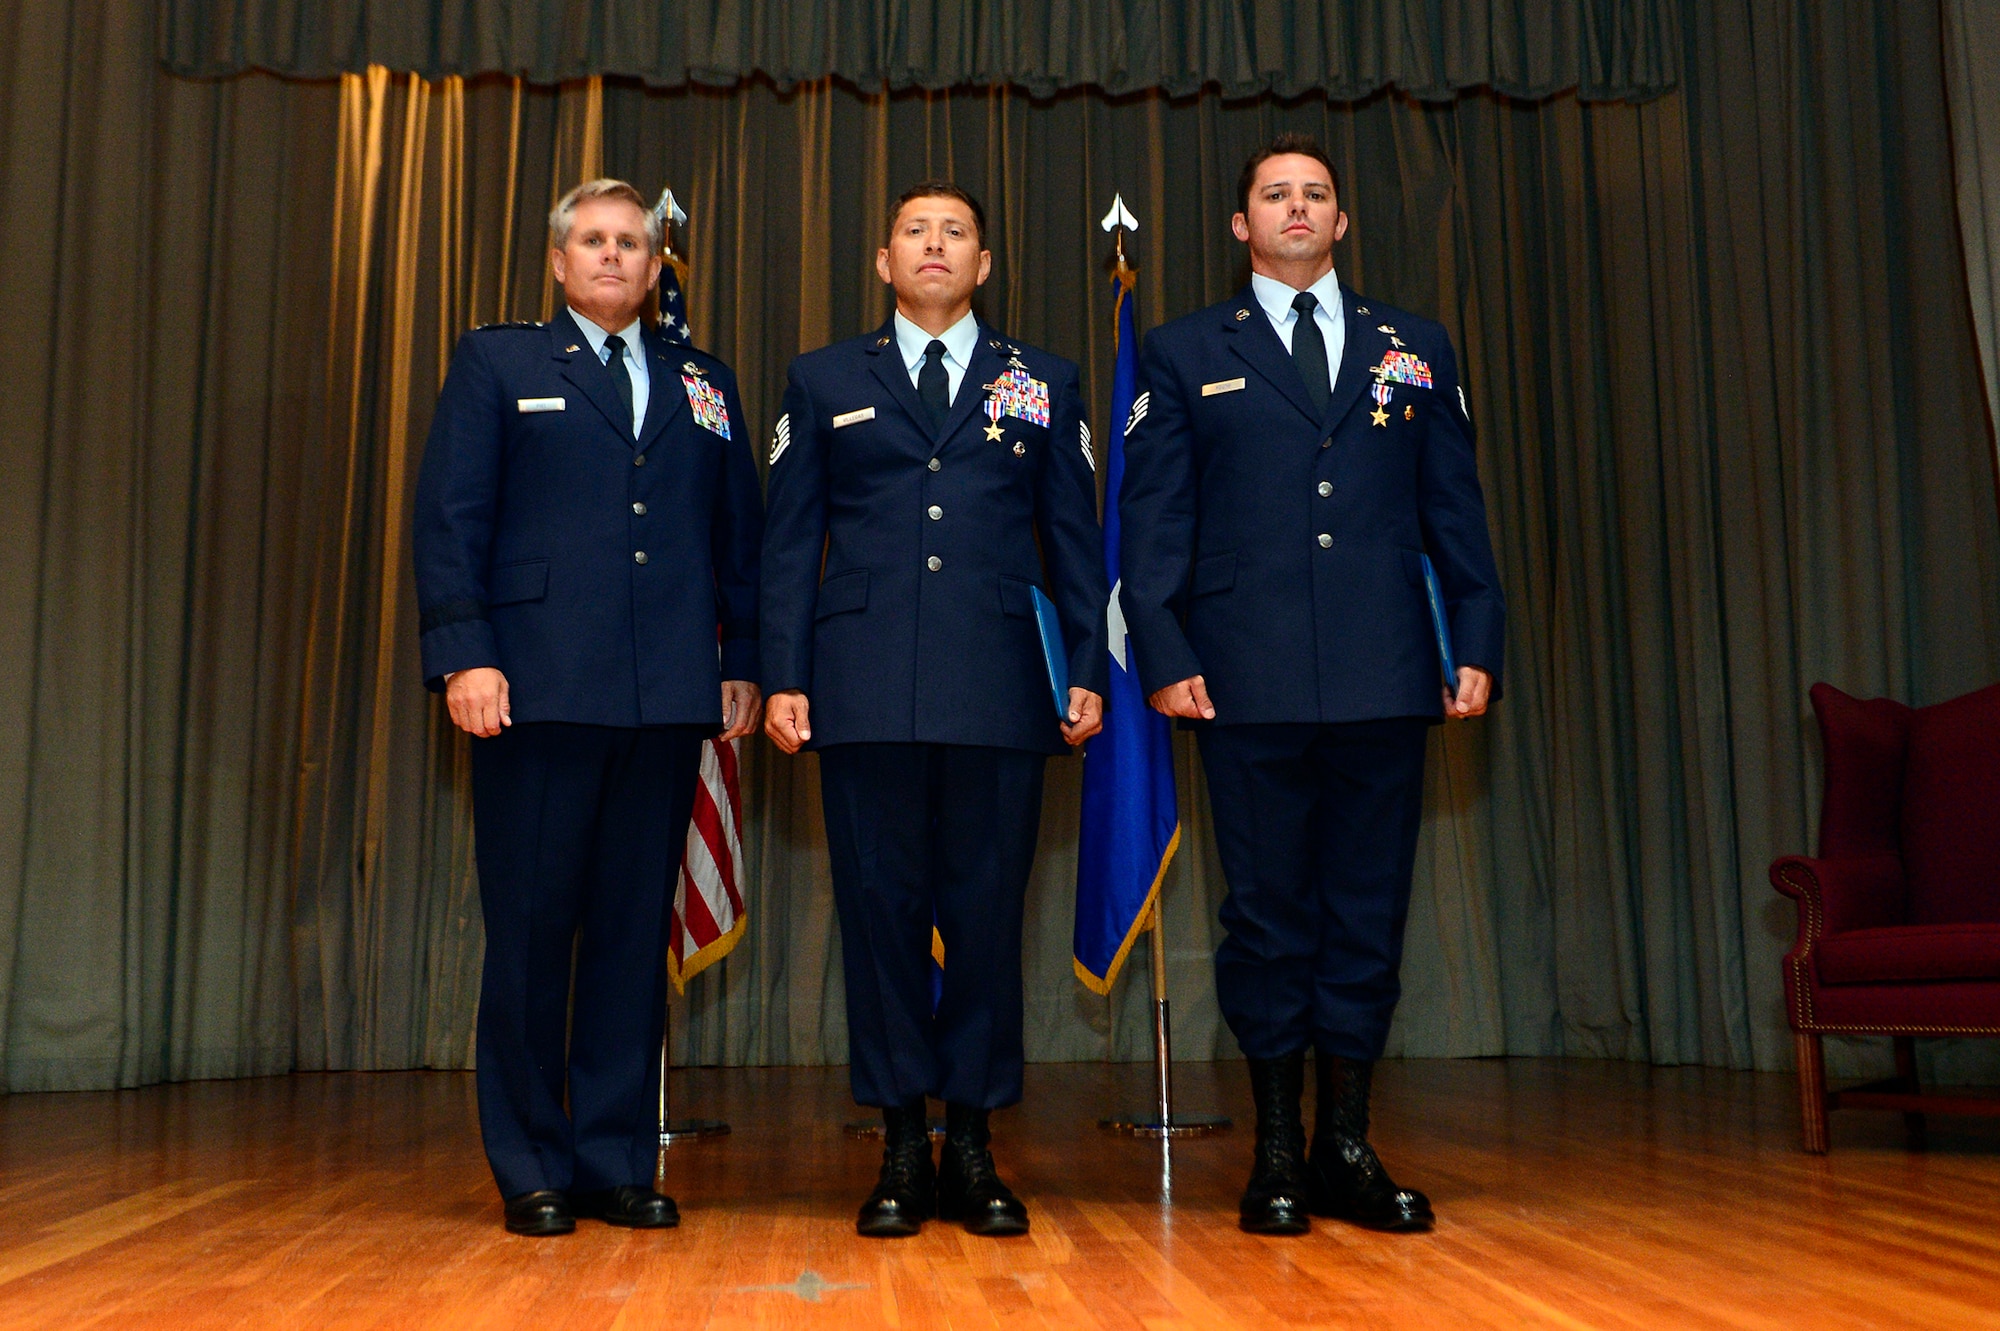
1778;862;2000;1037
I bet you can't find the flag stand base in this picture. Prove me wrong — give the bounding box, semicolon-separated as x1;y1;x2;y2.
659;1006;728;1147
660;1118;730;1145
843;1118;945;1139
1101;939;1234;1142
1098;1113;1230;1138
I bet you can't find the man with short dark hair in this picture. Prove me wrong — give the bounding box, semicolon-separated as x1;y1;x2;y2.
762;181;1107;1239
1121;135;1505;1236
414;178;764;1236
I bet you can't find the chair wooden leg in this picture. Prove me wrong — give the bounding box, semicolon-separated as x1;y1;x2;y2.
1893;1036;1927;1146
1795;1032;1829;1153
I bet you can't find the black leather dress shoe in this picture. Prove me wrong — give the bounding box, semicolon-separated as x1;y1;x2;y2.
503;1189;574;1237
857;1100;935;1238
1306;1055;1433;1232
1240;1051;1311;1235
572;1185;680;1228
936;1105;1028;1237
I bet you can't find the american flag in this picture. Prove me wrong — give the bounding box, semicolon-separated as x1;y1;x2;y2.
653;222;749;991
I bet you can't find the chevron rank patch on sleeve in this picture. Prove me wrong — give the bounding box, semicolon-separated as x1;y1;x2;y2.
769;412;791;465
1124;390;1150;436
1080;421;1095;471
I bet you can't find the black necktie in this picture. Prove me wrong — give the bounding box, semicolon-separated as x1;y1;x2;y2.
1291;292;1331;416
918;339;951;434
603;333;635;437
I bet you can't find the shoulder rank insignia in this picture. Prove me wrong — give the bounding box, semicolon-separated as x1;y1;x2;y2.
475;320;542;332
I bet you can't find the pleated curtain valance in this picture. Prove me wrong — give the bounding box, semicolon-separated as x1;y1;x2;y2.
158;0;1679;101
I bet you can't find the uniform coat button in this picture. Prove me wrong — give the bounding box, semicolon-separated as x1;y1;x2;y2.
1320;437;1332;449
1317;533;1333;548
1317;481;1333;497
633;501;648;515
634;453;647;465
928;505;943;520
927;555;943;571
927;458;941;471
634;550;649;564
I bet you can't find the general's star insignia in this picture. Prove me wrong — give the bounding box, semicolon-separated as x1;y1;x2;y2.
1371;405;1390;427
985;420;1006;442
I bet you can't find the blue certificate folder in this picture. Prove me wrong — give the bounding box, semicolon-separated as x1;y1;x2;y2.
1030;586;1070;719
1420;553;1459;692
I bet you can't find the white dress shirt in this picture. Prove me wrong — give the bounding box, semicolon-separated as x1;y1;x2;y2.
1249;268;1346;392
568;306;650;437
893;308;980;405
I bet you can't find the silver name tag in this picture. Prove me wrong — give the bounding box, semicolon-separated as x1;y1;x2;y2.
517;397;566;413
1201;378;1246;397
832;407;876;428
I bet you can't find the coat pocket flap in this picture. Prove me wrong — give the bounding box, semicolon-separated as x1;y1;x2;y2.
1192;551;1237;596
489;559;549;605
1401;549;1427;587
815;569;870;619
998;577;1039;618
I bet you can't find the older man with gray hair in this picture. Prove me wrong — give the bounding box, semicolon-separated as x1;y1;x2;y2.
413;179;764;1236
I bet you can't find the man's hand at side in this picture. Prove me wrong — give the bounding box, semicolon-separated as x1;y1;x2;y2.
765;690;811;754
720;680;763;741
1061;688;1105;746
1443;666;1492;719
1148;675;1216;720
447;667;511;737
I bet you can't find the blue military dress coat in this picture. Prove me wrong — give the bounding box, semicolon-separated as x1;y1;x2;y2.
413;309;763;726
761;316;1109;755
1120;283;1504;724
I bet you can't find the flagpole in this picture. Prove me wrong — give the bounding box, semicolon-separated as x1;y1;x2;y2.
650;181;727;1152
1089;193;1227;1142
1100;895;1228;1139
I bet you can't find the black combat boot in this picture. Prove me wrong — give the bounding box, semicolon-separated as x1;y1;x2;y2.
1239;1050;1311;1235
935;1104;1029;1236
857;1099;935;1237
1306;1054;1433;1231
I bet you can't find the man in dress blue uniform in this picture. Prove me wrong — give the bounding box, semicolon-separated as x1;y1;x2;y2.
1121;136;1505;1236
413;179;764;1237
761;182;1108;1239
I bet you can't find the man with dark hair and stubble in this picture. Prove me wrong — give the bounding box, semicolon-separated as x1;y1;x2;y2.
761;182;1108;1239
1120;135;1505;1236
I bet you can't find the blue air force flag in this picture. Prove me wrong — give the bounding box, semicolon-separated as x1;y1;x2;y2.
1074;265;1180;994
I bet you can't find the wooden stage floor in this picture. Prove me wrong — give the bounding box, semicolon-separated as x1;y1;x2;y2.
2;1059;1998;1330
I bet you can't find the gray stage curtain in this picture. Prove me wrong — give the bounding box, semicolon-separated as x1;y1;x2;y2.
4;0;1998;1092
1945;0;2000;459
158;0;1680;101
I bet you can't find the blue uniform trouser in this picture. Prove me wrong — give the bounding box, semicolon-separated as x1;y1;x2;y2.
1196;718;1430;1062
469;721;704;1199
818;742;1047;1110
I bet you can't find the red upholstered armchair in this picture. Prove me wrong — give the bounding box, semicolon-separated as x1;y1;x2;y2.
1770;682;2000;1151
